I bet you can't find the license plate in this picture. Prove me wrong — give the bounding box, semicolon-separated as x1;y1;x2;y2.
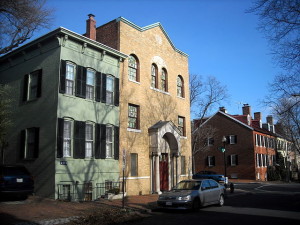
166;202;172;206
16;178;23;183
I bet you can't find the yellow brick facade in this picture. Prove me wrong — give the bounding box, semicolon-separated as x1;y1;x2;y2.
97;18;192;195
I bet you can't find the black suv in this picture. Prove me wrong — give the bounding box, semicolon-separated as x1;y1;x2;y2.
0;165;34;198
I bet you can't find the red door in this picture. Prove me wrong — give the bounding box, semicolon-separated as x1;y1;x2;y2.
160;154;169;191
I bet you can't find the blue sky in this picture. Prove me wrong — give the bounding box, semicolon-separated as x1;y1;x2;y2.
34;0;281;120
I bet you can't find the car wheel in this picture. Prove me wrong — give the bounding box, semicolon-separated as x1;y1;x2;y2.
192;198;200;211
218;194;224;207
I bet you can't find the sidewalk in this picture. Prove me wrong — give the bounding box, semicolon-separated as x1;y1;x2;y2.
0;182;248;225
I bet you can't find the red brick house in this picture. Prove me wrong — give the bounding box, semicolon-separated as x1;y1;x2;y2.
193;104;276;181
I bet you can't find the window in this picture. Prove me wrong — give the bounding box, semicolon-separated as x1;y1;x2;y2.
128;55;139;82
207;156;215;167
85;123;94;158
106;125;113;158
63;120;72;157
229;154;238;166
20;127;39;159
181;156;186;175
106;76;114;104
151;64;158;88
227;135;237;144
66;62;76;95
130;153;138;176
178;116;186;136
207;137;214;146
86;69;95;100
161;68;168;92
177;75;184;97
128;104;139;129
23;69;42;101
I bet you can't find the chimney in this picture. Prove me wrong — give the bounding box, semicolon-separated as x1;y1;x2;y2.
242;104;251;116
254;112;262;121
86;14;96;40
219;107;227;113
266;115;274;125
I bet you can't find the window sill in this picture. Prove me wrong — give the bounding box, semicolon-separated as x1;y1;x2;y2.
177;96;185;100
180;136;187;139
127;128;142;133
150;87;170;95
129;79;141;84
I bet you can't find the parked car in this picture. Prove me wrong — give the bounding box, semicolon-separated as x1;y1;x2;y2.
157;179;225;210
0;165;34;199
192;171;225;183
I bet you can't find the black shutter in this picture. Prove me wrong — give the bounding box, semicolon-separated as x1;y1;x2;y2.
20;130;26;159
60;60;66;94
95;124;101;158
206;156;208;166
100;124;106;159
101;73;107;103
212;156;215;166
95;72;101;102
74;121;85;159
23;74;29;101
34;127;39;158
75;66;86;98
235;155;239;165
114;78;119;106
36;69;42;98
114;126;119;160
57;118;64;158
235;135;237;144
227;155;231;166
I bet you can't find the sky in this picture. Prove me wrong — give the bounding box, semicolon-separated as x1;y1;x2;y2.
32;0;281;121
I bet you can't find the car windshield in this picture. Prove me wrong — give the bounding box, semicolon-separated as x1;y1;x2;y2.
3;167;29;176
173;181;202;190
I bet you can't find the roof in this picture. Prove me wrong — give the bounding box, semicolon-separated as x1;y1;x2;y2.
116;17;188;57
0;27;128;60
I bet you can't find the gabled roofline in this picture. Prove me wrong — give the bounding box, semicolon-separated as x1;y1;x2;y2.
194;111;254;133
116;17;188;57
0;27;128;60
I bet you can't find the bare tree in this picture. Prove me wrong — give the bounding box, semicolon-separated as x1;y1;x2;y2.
190;74;229;173
0;0;53;55
249;1;300;154
248;0;300;72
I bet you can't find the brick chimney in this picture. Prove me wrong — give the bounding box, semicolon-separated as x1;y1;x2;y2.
242;104;251;116
219;107;227;113
86;14;96;40
254;112;262;121
266;115;274;125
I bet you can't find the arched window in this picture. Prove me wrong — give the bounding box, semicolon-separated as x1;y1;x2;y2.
151;64;158;88
128;55;139;82
177;75;184;97
161;68;168;92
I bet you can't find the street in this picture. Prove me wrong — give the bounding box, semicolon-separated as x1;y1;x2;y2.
126;182;300;225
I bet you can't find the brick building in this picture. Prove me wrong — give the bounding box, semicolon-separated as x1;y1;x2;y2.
193;105;276;181
87;15;192;195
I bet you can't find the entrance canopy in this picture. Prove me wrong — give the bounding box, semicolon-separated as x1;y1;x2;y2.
148;121;181;156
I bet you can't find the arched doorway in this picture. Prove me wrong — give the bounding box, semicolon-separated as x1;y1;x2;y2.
148;121;181;194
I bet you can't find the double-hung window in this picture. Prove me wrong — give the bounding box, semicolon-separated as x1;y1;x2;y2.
106;76;114;105
85;123;94;158
228;135;237;144
177;76;184;97
130;153;138;176
106;125;113;158
229;154;238;166
23;69;42;101
66;62;75;95
63;120;72;157
86;69;95;100
178;116;186;136
208;156;215;167
20;128;39;159
161;69;167;92
181;156;186;174
128;104;139;129
151;64;158;88
128;55;138;82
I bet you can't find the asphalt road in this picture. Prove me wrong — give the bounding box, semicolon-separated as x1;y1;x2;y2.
126;182;300;225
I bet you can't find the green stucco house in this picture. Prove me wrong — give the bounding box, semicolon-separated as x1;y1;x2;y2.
0;27;127;200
